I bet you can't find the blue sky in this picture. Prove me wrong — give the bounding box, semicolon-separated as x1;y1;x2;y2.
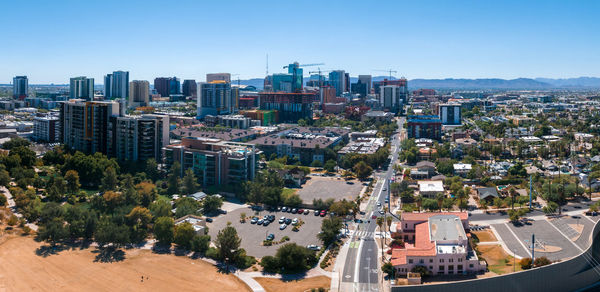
1;0;599;84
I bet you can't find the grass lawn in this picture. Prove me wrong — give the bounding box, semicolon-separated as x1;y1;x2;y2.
477;244;521;275
472;230;497;242
282;188;298;197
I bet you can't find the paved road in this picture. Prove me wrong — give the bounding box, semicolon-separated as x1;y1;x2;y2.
341;117;404;291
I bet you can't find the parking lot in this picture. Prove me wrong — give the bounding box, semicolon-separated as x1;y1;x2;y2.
492;219;582;261
206;205;328;258
298;177;364;203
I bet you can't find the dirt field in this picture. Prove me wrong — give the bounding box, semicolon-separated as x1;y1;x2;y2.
472;230;497;242
254;276;330;292
477;244;521;275
0;236;250;292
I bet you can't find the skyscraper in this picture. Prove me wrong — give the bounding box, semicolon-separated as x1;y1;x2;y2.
112;114;169;161
287;62;303;93
59;100;120;154
380;85;408;113
206;73;231;83
344;73;350;93
154;77;180;97
182;79;197;98
328;70;346;97
13;76;28;100
358;75;372;94
104;71;129;99
129;80;150;107
197;81;236;118
69;76;94;100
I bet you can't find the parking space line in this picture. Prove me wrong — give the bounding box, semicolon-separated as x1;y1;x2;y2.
546;219;584;253
354;239;364;283
504;222;532;257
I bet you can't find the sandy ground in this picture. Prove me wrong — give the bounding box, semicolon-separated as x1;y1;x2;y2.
472;230;497;242
534;245;562;253
0;236;250;292
254;276;330;292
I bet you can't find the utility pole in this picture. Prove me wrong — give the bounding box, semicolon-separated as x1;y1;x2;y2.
531;233;535;265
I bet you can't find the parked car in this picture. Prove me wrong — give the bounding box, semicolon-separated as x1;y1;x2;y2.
285;218;292;225
314;210;320;216
371;215;377;219
298;209;304;214
218;209;227;215
267;234;275;241
291;208;297;213
292;218;299;225
282;207;288;212
279;224;287;230
377;202;381;207
307;245;321;251
277;206;282;211
257;219;264;225
268;215;275;221
320;210;326;217
205;218;213;223
303;209;310;215
250;217;258;224
263;220;270;226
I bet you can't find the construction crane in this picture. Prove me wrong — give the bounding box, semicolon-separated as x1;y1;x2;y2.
231;74;241;86
308;68;333;87
282;62;324;92
373;69;398;79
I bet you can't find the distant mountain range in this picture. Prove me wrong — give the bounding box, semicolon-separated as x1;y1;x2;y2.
237;76;600;90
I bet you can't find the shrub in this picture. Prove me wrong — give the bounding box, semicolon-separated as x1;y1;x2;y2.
519;258;533;270
260;255;280;273
206;247;219;260
534;256;552;267
411;265;429;277
7;215;18;226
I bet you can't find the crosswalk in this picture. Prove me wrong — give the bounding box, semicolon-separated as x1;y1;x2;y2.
354;230;374;239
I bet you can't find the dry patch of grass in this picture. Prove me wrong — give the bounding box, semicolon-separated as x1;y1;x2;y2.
472;230;497;242
0;236;250;292
477;244;521;275
254;276;330;292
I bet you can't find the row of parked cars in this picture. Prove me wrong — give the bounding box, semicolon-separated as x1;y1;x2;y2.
279;206;329;217
250;215;276;226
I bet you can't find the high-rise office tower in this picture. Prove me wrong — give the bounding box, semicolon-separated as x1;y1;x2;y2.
129;80;150;107
104;71;129;99
154;77;180;97
380;85;408;113
438;103;462;125
206;73;231;83
69;77;94;100
13;76;28;100
358;75;372;94
272;74;293;92
197;81;236;118
328;70;346;97
182;79;197;98
59;100;120;154
287;62;303;93
344;73;350;93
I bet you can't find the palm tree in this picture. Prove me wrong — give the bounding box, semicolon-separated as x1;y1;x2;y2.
509;187;517;210
377;217;384;258
416;195;423;212
386;216;393;250
436;193;445;211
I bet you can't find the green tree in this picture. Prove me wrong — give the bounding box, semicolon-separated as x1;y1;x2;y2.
274;243;317;273
0;193;6;206
382;262;395;278
353;161;373;180
311;160;323;168
260;255;280;273
324;160;337;173
145;158;160;182
126;206;153;243
182;169;199;195
150;199;172;218
203;195;223;214
64;170;80;194
175;197;200;218
215;225;242;264
318;216;342;246
154;216;175;245
167;162;181;195
101;167;118;191
190;234;211;253
174;221;196;250
37;217;68;245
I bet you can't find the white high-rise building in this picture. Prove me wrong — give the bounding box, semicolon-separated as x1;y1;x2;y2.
439;103;462;125
69;77;94;100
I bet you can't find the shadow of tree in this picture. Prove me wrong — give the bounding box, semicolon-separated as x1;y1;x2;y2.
92;247;126;263
151;242;172;254
35;244;68;257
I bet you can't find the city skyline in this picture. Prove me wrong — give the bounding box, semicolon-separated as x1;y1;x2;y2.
2;0;599;83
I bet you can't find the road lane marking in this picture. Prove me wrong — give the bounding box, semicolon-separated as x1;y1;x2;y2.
354;239;364;283
546;218;584;253
504;222;532;257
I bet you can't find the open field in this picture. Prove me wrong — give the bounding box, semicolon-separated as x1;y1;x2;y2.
0;236;250;292
254;276;330;292
298;177;362;203
477;244;521;275
472;230;497;242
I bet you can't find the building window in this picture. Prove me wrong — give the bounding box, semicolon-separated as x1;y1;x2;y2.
405;223;408;229
448;265;454;271
429;259;433;263
458;265;463;272
429;266;433;270
458;258;463;262
408;259;413;264
439;265;444;270
469;264;474;268
440;259;444;263
419;259;424;264
449;258;453;263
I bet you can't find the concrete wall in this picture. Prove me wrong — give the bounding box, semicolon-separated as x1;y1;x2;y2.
392;219;600;292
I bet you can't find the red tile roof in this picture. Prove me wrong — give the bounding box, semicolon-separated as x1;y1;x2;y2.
391;222;436;266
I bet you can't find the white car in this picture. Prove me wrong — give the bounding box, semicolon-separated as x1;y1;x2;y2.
279;224;287;230
292;218;299;225
307;245;321;251
377;202;381;207
279;217;286;224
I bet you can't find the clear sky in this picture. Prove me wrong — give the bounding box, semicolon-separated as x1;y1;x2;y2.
2;0;599;84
